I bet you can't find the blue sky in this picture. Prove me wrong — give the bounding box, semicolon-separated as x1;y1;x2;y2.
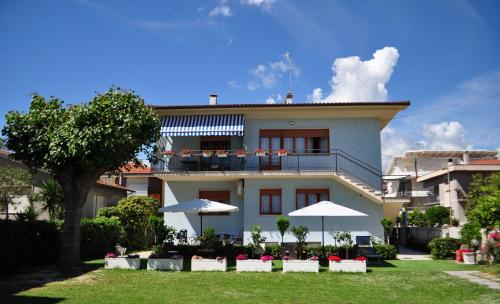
1;0;500;163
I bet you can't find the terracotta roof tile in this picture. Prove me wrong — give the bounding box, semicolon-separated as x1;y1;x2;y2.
470;159;500;165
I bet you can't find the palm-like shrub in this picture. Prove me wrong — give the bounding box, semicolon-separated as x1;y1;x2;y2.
40;178;64;220
276;215;290;244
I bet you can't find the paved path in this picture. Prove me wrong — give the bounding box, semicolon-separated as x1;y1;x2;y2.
444;271;500;290
397;247;432;260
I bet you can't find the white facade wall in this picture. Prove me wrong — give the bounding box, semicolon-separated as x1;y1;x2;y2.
126;177;149;196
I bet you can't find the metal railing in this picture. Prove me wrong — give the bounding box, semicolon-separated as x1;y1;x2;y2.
151;149;410;193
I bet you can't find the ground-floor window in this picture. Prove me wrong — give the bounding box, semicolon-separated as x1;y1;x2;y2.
260;189;282;215
296;189;329;209
199;190;230;215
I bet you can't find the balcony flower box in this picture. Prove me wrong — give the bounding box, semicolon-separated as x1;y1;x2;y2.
202;150;212;158
216;150;228;158
277;149;288;157
236;259;273;272
191;256;227;272
163;150;174;158
255;148;266;157
105;256;141;270
181;149;192;158
147;258;184;271
283;260;319;273
236;149;247;158
329;258;366;273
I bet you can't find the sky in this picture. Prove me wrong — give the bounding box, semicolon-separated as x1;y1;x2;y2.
1;0;500;167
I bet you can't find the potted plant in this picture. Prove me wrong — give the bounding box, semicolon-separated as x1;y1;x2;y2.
236;149;247;158
147;245;184;271
235;254;273;272
328;255;366;273
255;148;266;157
276;215;290;244
277;149;288;157
181;149;192;158
105;253;141;270
191;255;227;272
216;149;228;158
202;150;212;158
163;150;174;158
291;225;309;260
283;255;319;273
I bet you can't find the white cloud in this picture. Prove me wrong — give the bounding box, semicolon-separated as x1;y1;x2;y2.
246;52;300;90
381;127;411;169
311;46;399;103
265;94;282;104
209;1;232;17
307;88;323;103
241;0;276;9
419;121;470;150
228;80;242;89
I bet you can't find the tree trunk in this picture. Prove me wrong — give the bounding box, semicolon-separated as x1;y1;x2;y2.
57;177;93;273
4;198;9;220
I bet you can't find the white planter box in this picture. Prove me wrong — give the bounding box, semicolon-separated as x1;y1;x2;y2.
283;260;319;273
236;259;273;272
191;259;227;272
147;258;184;271
105;257;140;270
463;252;475;265
329;260;366;273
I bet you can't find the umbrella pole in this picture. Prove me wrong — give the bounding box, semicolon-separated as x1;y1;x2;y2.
200;213;203;236
321;216;325;247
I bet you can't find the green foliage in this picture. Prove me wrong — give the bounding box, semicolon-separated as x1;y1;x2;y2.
466;173;500;230
0;166;32;219
197;226;217;247
373;243;398;260
425;206;450;226
250;224;266;247
334;231;353;259
80;216;123;260
40;178;64;221
97;206;122;218
264;244;282;257
148;216;167;245
428;238;460;259
407;208;428;227
291;225;309;258
275;215;290;243
381;218;393;243
0;220;60;274
16;194;40;222
460;221;481;245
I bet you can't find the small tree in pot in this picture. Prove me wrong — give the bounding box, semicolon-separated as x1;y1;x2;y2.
276;215;290;244
291;225;309;259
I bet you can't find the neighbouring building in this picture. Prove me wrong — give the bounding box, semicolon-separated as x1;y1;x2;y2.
0;149;133;219
385;150;498;224
150;95;410;245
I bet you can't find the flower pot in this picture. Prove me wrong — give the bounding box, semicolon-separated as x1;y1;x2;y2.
191;258;227;272
217;153;228;158
256;152;266;157
181;154;192;158
236;153;246;158
105;257;141;270
329;260;366;273
147;258;183;271
202;152;212;158
463;252;475;265
236;259;273;272
283;260;319;273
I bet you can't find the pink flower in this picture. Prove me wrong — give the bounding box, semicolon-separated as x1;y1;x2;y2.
105;252;116;258
260;255;274;262
354;256;367;261
309;256;319;261
236;254;248;260
282;256;291;261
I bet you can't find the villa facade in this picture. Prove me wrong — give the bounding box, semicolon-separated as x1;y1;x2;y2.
151;95;410;245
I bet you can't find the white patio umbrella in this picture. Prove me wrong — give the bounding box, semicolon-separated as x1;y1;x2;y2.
288;201;368;246
159;199;238;235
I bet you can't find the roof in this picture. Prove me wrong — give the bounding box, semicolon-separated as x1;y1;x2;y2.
470;159;500;165
119;163;152;174
96;180;134;192
417;163;500;182
150;101;411;110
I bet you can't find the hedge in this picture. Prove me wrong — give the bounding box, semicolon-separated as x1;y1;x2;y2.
80;216;123;260
428;238;461;259
373;243;398;260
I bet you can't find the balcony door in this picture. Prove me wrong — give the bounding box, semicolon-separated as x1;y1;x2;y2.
260;135;282;170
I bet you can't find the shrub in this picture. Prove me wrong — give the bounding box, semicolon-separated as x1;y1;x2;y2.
460;221;481;245
0;220;60;274
291;225;309;259
373;243;398;260
80;216;123;260
428;238;460;259
264;244;282;257
276;216;290;243
232;244;253;256
250;224;266;248
97;206;122;218
407;208;428;227
197;226;218;247
147;216;176;245
425;206;450;226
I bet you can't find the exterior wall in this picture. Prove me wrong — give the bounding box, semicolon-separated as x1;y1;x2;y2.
126;176;149;196
242;178;383;245
81;185;127;218
163;181;244;238
243;118;382;170
164;136;244;151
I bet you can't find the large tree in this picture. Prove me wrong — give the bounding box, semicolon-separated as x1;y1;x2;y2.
2;88;160;272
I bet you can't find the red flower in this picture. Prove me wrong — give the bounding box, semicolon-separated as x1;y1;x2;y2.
328;255;342;262
260;255;274;262
236;254;248;260
354;256;367;261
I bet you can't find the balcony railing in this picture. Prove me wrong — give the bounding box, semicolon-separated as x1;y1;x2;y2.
151;149;390;192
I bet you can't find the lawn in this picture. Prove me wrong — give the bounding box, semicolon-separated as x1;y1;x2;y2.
1;260;499;304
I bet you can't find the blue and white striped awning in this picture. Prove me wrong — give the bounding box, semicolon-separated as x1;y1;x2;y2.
160;114;245;136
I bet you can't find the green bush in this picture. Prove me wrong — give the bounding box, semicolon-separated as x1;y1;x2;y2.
97;206;122;218
80;216;123;260
264;244;282;257
460;221;481;245
373;243;398;260
425;206;450;226
408;208;428;227
0;220;60;274
428;238;460;259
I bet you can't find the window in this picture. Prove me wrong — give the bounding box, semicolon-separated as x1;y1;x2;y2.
200;136;231;151
260;189;282;215
260;129;329;154
296;189;329;210
199;190;230;215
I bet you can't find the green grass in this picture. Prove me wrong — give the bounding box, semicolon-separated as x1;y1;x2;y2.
2;260;499;304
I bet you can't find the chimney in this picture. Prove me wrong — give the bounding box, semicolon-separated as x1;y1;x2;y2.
463;152;470;165
209;94;218;105
285;92;293;104
447;158;454;166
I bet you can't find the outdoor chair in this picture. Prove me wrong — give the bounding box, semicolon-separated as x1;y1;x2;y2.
177;229;188;245
355;236;383;265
